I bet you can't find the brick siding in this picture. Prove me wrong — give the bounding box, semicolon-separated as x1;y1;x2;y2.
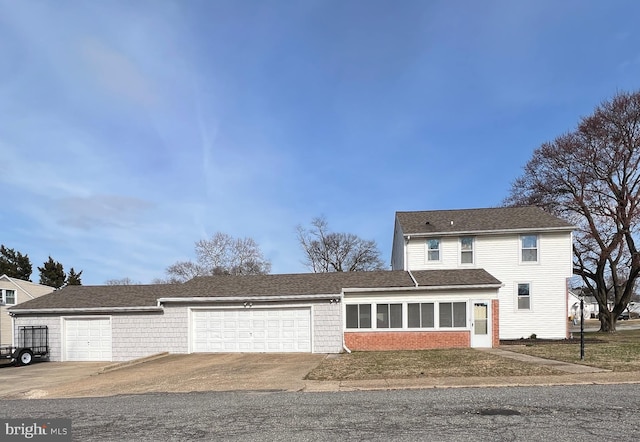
492;299;500;347
345;331;470;351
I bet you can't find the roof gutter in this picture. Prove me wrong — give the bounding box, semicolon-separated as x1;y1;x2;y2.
405;226;575;238
157;294;338;304
9;306;163;315
342;284;503;293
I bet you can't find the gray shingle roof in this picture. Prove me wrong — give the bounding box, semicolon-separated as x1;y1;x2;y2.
10;270;501;312
411;269;501;287
9;284;178;310
182;271;415;296
396;206;574;235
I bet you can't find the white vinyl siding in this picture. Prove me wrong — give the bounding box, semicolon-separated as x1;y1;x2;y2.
405;231;573;339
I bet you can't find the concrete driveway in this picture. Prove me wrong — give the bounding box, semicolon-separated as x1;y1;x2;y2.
1;353;326;399
0;361;110;399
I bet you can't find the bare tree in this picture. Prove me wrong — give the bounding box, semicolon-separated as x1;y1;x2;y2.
506;91;640;332
163;232;271;282
297;216;386;272
104;277;141;285
195;233;271;276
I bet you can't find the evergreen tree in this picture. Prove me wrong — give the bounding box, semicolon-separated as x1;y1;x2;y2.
38;256;66;289
0;245;33;281
66;267;83;286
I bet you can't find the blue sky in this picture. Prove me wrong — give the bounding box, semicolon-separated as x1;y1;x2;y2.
1;0;639;285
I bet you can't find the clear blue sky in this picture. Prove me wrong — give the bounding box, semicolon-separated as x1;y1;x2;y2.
1;0;639;285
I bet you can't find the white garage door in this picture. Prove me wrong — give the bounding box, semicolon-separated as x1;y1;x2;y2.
64;318;112;361
192;308;311;353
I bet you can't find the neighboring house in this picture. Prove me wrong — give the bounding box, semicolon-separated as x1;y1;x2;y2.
391;207;574;340
0;275;54;346
567;289;598;320
8;206;574;362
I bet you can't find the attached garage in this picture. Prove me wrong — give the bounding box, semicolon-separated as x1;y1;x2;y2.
64;317;112;361
192;307;311;353
9;270;500;362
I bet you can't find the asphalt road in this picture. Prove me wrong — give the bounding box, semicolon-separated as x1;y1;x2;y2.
3;384;639;441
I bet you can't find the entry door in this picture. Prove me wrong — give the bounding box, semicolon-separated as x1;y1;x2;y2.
471;301;492;348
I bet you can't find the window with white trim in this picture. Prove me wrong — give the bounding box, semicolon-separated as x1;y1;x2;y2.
460;237;474;264
376;303;402;328
439;302;467;327
1;289;16;305
521;235;538;262
517;283;531;310
346;304;372;329
408;303;435;328
427;239;440;261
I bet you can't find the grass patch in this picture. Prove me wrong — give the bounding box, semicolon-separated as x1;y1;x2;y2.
505;328;640;372
305;349;561;381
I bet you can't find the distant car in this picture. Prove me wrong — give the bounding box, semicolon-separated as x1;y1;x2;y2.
618;310;630;320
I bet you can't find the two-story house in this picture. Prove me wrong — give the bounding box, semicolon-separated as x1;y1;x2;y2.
390;206;574;340
9;206;574;362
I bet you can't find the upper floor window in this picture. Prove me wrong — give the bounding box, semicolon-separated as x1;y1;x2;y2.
521;235;538;262
517;283;531;310
1;289;16;305
346;304;372;329
427;239;440;261
460;237;474;264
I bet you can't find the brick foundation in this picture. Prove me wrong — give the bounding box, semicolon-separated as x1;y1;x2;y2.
344;331;470;351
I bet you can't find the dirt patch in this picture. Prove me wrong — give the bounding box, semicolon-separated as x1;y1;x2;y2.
305;349;562;381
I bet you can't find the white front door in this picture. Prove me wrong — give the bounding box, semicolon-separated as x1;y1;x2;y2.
470;301;492;348
192;308;312;353
64;318;112;361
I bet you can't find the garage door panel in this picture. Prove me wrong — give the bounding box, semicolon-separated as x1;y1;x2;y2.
192;308;311;353
64;318;112;361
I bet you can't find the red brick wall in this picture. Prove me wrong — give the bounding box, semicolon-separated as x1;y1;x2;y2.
492;299;500;347
344;331;470;351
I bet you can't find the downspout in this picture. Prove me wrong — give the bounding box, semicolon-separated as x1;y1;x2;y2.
404;235;410;271
340;292;351;353
408;269;419;287
405;235;419;287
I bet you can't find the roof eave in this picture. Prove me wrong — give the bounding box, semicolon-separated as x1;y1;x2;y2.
157;294;338;303
343;283;502;293
404;226;575;237
9;306;163;315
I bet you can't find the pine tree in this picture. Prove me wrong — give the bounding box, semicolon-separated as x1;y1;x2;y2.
66;268;83;286
0;245;33;281
38;256;66;289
